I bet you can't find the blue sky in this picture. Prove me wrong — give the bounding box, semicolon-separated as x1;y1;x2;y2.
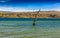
0;0;60;12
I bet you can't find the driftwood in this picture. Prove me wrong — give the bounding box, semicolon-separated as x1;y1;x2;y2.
33;9;40;26
49;14;57;18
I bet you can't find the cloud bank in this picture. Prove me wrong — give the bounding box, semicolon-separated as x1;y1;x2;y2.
0;3;60;12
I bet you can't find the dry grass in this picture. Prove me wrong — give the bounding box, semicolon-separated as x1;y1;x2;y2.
0;11;60;18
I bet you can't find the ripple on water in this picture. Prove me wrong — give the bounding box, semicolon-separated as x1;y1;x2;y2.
0;21;60;38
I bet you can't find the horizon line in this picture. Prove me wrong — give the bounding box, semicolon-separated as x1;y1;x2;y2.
0;10;60;12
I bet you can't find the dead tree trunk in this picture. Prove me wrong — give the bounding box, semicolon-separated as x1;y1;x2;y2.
33;9;40;26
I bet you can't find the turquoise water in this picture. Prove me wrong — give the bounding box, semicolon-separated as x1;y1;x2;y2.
0;20;60;38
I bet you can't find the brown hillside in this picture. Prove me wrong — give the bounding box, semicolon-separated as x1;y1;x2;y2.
0;11;60;18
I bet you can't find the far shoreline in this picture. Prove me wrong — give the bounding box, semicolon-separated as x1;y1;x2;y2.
0;18;60;21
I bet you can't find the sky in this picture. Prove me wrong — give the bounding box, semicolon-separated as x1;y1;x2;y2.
0;0;60;12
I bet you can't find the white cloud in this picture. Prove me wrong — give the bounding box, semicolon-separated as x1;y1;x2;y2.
40;3;60;11
0;0;10;3
0;7;37;12
0;3;60;12
0;6;60;12
0;1;6;3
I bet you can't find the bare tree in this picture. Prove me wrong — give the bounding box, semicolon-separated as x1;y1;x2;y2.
33;9;40;26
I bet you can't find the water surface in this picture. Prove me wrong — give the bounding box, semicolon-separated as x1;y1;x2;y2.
0;18;60;38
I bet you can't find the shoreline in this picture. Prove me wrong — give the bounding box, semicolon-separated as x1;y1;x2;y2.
0;18;60;21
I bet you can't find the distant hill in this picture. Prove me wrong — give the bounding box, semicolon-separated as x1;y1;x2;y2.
0;11;60;18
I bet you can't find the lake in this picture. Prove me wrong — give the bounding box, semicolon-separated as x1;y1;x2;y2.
0;18;60;38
